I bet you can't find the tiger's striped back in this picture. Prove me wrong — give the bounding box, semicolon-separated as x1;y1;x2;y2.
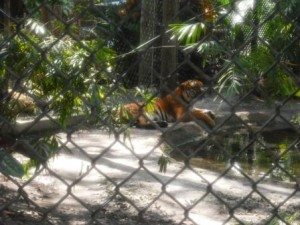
122;80;214;129
152;80;206;122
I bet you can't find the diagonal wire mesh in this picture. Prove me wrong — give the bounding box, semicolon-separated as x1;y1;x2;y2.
0;0;300;224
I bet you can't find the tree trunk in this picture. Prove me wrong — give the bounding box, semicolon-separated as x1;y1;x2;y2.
160;0;179;96
138;0;158;86
0;0;11;99
40;2;52;30
251;0;258;52
3;0;11;33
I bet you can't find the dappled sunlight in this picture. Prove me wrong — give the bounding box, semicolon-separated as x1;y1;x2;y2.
21;128;299;224
231;0;255;25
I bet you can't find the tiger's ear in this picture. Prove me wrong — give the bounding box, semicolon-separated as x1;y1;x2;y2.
201;87;208;92
190;80;197;86
178;82;185;90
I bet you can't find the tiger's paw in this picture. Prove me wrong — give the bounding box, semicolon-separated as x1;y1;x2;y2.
202;109;216;128
135;121;168;129
156;121;168;128
204;110;215;120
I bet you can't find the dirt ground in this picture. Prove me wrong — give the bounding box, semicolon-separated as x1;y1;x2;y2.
1;97;300;225
1;127;300;225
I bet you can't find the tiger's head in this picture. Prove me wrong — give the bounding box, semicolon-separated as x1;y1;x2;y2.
177;80;207;102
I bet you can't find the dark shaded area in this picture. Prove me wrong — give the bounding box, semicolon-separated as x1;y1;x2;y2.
0;182;179;225
163;123;300;182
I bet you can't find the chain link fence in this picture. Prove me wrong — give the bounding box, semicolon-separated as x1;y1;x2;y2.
0;0;300;224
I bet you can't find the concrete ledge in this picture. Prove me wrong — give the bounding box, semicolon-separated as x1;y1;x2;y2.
2;99;299;136
1;115;87;135
214;110;299;131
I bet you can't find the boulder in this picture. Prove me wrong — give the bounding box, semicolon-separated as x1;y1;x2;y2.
161;122;210;156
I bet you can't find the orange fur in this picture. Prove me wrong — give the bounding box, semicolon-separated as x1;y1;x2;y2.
122;80;215;129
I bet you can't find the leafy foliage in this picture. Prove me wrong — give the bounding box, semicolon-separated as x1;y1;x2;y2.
1;18;117;122
0;1;122;177
0;148;25;178
170;0;300;98
23;0;75;16
158;145;173;173
170;23;207;45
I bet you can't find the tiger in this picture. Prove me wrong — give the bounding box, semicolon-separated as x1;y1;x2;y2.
119;80;215;129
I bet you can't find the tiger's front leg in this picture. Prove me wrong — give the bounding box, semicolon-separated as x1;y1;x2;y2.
189;108;215;128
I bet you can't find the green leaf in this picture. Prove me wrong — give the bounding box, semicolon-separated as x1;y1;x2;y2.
294;90;300;98
0;149;25;178
170;23;207;45
158;154;171;173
